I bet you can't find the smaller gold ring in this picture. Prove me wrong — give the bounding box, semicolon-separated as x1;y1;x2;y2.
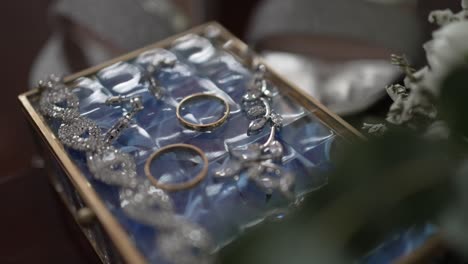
176;93;230;131
145;144;208;191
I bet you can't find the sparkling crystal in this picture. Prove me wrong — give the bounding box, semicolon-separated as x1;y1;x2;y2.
253;78;267;91
246;105;266;119
87;147;138;187
129;96;144;111
58;117;103;151
40;88;80;120
248;117;267;134
104;114;133;144
45;74;62;85
255;64;267;75
156;221;213;264
147;78;164;99
180;221;212;250
262;87;274;98
270;112;284;127
105;95;124;105
242;99;263;110
119;180;173;209
242;90;262;102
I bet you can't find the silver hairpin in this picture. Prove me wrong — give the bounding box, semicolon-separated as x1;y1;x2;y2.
143;57;176;99
215;63;294;197
104;96;144;144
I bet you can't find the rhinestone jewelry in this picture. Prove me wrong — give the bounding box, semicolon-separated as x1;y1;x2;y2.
120;180;174;211
242;64;282;135
87;146;139;188
246;104;267;119
39;75;80;121
215;63;295;197
58;117;104;152
215;125;294;197
38;73;212;264
104;96;144;144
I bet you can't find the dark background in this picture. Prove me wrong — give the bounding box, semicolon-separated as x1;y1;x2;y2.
0;0;460;263
0;1;101;263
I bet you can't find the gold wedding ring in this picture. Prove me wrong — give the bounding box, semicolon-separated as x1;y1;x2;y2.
145;144;208;191
176;93;230;131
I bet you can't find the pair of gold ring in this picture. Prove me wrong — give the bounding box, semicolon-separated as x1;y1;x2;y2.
145;93;230;191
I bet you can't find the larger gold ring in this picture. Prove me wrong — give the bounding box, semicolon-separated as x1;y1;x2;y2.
176;93;230;131
145;144;209;192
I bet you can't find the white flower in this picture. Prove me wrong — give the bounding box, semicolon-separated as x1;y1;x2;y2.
429;1;468;26
425;21;468;72
424;21;468;95
429;9;457;26
366;0;468;131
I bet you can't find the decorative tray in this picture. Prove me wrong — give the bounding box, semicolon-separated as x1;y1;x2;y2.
19;22;362;263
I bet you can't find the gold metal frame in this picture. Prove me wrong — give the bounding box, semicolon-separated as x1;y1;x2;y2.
18;22;366;264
